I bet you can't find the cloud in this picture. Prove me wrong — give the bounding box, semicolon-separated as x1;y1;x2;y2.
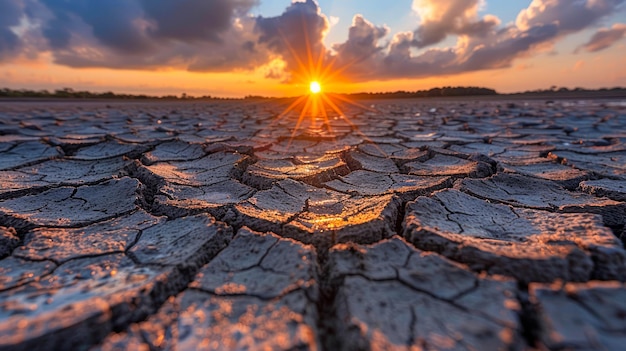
331;19;557;80
577;23;626;52
25;0;266;71
334;0;623;80
411;0;499;48
516;0;624;32
37;0;258;52
1;0;625;84
255;0;329;79
383;33;458;78
457;24;559;72
331;15;388;78
140;0;257;43
0;0;24;61
41;0;152;53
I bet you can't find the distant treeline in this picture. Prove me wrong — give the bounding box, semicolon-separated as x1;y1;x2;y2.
2;86;625;100
346;86;626;100
345;86;498;100
511;86;626;96
0;86;499;100
0;88;220;100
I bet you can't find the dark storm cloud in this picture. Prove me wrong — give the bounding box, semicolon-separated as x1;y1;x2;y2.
23;0;265;70
140;0;257;43
37;0;259;52
577;23;626;52
39;0;151;54
0;0;24;60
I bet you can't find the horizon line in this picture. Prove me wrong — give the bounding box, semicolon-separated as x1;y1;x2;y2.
2;85;626;101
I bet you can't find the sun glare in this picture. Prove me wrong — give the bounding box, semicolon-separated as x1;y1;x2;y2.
266;23;378;147
310;81;321;94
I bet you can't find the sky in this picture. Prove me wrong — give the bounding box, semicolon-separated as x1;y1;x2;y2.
0;0;625;97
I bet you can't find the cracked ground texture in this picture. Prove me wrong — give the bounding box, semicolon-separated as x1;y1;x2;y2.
0;98;625;350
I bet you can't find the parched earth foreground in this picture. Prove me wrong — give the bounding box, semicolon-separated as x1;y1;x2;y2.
1;98;626;350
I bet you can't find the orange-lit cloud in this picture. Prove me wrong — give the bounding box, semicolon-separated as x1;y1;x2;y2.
577;23;626;52
411;0;500;48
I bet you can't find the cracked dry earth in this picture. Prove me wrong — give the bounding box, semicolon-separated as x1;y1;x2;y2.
0;98;625;351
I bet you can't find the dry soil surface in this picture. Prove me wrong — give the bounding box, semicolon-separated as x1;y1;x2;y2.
1;98;625;350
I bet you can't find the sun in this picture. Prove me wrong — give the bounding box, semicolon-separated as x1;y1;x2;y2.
309;81;321;94
266;26;375;142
